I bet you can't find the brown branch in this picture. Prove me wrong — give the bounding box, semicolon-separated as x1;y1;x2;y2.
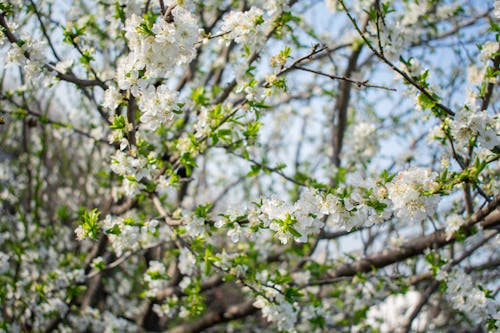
156;274;224;300
331;40;364;168
165;299;256;333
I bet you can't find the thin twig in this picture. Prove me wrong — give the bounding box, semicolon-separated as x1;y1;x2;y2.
293;65;396;91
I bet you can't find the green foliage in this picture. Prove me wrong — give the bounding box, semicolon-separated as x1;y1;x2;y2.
77;208;101;240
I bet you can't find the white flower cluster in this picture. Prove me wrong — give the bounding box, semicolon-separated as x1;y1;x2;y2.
253;289;298;332
100;216;167;256
137;84;181;131
54;59;73;74
108;4;200;143
219;8;267;46
257;181;392;244
6;36;46;84
39;298;68;318
464;41;499;94
67;307;136;332
144;260;169;297
110;151;149;179
47;268;86;291
366;1;459;61
110;151;162;198
184;214;206;238
215;205;266;242
102;86;123;112
259;190;325;244
436;268;499;323
102;311;137;333
215;174;399;245
153;295;179;318
121;6;199;81
450;107;499;152
387;167;440;223
478;41;499;63
216;250;246;276
178;247;197;276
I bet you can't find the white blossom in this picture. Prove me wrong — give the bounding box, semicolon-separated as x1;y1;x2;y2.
387;167;440;223
219;8;267;46
444;214;464;240
450;108;499;151
178;248;196;275
137;85;180;131
102;86;123;111
145;260;168;297
436;268;499;323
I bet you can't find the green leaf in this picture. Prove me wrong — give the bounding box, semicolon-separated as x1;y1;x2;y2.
247;164;261;177
417;93;436;110
288;226;302;238
366;200;387;213
105;223;121;235
284;287;302;302
110;115;127;130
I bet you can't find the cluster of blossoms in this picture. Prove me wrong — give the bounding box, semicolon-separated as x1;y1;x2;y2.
76;216;168;257
215;167;442;246
102;217;167;256
102;3;201;145
152;295;179;319
436;268;499;323
110;151;150;179
109;150;161;197
387;167;440;223
144;260;169;297
219;8;268;47
102;86;123;112
253;287;298;331
2;255;86;330
178;247;197;276
136;84;182;131
362;1;459;61
450;106;499;152
120;6;199;81
465;41;500;89
5;34;47;84
427;40;500;157
216;173;395;245
444;40;499;154
259;190;325;244
67;307;137;333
